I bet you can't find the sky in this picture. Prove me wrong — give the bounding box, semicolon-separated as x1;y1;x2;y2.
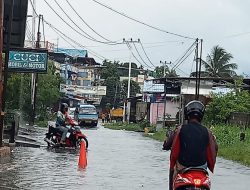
27;0;250;76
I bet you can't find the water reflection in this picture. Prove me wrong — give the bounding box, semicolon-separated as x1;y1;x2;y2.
0;126;249;190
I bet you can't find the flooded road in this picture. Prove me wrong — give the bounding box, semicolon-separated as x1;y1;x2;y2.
0;125;250;190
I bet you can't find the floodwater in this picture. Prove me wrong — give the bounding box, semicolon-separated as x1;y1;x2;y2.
0;125;249;190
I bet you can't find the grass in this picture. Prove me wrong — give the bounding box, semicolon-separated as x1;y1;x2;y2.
105;122;250;167
104;122;144;132
211;125;250;166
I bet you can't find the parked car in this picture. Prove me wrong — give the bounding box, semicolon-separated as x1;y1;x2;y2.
74;104;98;127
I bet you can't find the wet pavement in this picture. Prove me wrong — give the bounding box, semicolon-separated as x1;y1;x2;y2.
0;125;250;190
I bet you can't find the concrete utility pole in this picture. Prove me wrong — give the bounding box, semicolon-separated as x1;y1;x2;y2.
160;61;172;128
160;61;171;77
31;14;42;125
122;38;140;123
30;0;36;125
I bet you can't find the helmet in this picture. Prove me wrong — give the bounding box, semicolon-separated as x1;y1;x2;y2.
184;100;205;121
60;103;68;113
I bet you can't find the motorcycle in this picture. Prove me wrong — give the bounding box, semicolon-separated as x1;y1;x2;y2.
44;123;88;149
173;167;211;190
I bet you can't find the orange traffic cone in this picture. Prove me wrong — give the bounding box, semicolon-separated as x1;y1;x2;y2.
78;141;87;169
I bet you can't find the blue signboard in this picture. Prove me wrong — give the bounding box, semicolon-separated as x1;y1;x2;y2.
8;49;48;73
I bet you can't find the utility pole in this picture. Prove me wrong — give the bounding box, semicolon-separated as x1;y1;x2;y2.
161;61;172;128
122;38;140;123
197;39;203;99
31;14;42;125
195;38;199;100
30;0;36;125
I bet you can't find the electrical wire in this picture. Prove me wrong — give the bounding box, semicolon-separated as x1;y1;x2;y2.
45;0;121;45
139;41;156;68
126;43;145;68
44;19;107;60
132;42;154;69
172;41;197;69
25;21;33;41
173;46;196;71
89;0;196;40
65;0;117;43
29;0;107;60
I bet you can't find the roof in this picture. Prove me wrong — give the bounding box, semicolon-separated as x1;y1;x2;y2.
78;104;96;108
56;48;88;58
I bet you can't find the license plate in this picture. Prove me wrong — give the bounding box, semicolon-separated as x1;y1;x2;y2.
66;132;71;138
85;121;91;123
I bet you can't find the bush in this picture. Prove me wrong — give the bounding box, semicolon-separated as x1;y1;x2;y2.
205;90;250;124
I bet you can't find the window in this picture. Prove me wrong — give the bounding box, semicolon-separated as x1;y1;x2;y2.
82;80;91;86
78;72;88;78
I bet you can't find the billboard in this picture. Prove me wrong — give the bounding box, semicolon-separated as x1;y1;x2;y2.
8;48;48;73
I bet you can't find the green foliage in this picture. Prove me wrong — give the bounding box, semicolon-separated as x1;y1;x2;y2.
211;125;250;166
154;65;178;78
120;79;141;99
101;60;119;79
205;90;250;124
202;45;238;77
100;60;141;109
6;60;62;122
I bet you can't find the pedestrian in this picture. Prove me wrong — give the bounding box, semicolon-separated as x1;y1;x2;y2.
101;113;105;123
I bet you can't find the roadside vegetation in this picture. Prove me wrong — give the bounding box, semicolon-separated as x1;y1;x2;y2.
106;122;250;166
6;60;62;126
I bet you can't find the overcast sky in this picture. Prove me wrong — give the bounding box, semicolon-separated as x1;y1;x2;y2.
28;0;250;76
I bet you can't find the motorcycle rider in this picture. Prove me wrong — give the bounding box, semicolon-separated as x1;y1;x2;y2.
56;103;69;144
163;100;218;190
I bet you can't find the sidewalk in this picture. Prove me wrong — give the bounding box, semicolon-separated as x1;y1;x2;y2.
0;146;11;157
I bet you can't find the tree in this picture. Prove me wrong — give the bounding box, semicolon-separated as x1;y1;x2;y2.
154;66;178;78
120;80;141;100
101;60;119;79
202;45;238;77
100;77;120;109
6;60;62;121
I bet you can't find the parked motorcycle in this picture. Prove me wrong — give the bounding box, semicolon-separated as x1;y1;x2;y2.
173;167;210;190
44;124;88;149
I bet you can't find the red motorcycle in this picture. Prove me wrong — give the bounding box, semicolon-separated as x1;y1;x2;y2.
173;167;210;190
44;123;88;149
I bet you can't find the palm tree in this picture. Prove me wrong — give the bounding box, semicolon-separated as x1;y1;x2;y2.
202;45;238;77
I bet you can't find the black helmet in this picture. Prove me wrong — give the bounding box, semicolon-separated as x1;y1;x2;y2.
60;103;68;113
184;100;205;121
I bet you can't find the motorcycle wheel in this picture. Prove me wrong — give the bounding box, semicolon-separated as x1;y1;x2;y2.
78;136;88;149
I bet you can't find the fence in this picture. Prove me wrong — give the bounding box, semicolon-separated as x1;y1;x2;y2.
228;112;250;128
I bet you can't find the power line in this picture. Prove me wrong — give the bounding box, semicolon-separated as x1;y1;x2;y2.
126;43;144;67
139;41;156;68
172;40;197;69
44;19;107;60
89;0;196;40
173;46;196;71
132;42;154;69
29;0;108;60
25;21;33;41
65;0;116;43
43;0;121;45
